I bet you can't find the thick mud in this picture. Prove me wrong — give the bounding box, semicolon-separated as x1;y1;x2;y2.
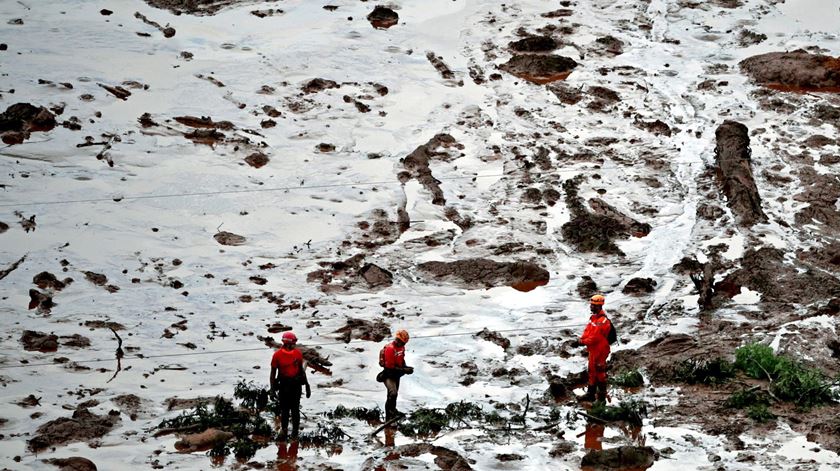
740;51;840;92
0;103;57;145
28;408;121;451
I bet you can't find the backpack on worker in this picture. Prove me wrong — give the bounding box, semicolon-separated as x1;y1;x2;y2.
379;345;387;368
607;318;618;345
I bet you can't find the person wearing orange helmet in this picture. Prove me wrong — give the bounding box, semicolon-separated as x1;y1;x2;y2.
580;294;613;402
270;331;311;440
379;329;414;420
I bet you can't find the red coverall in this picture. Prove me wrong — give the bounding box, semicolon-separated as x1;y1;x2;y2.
580;310;612;385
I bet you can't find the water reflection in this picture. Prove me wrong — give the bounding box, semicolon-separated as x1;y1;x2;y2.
276;440;299;471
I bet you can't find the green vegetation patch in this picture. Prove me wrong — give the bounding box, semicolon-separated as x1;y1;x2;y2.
397;401;509;437
734;343;837;408
158;381;347;462
587;399;648;426
673;357;735;385
611;369;645;388
326;405;382;422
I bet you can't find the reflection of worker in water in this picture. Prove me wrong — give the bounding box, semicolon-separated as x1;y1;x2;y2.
580;294;613;402
275;439;299;471
270;331;311;440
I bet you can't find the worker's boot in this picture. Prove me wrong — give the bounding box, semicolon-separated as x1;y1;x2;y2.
595;382;608;403
580;384;597;402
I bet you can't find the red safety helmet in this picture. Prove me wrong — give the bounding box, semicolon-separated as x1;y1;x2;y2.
281;331;298;344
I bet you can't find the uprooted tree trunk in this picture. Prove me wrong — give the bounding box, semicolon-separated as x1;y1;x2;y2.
690;262;718;311
714;121;767;227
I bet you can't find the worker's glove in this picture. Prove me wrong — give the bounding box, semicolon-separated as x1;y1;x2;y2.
269;386;278;401
404;366;414;375
305;384;311;399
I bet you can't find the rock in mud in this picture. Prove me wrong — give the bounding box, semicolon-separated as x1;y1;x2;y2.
577;276;599;299
145;0;248;15
634;118;671;136
740;50;840;92
173;115;233;130
244;152;269;168
417;258;549;290
509;36;557;53
174;428;233;452
60;334;91;348
475;328;510;350
362;443;472;470
0;103;57;144
112;394;146;420
22;330;59;352
0;221;8;233
29;289;55;312
359;263;393;288
367;6;398;29
550;440;577;457
214;231;246;246
302;78;339;93
500;54;578;84
28;408;120;451
83;271;108;286
44;457;98;471
333;318;391;342
622;278;657;295
33;272;69;291
594;35;624;55
714;121;767;227
581;446;656;470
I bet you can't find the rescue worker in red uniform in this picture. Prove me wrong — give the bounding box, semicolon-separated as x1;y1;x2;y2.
380;329;414;420
580;294;612;402
270;331;311;440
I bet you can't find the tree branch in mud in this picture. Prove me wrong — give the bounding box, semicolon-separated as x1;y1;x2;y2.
690;261;718;311
107;327;124;383
0;255;26;282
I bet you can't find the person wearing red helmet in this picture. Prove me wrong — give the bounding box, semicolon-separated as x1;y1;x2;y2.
378;329;414;420
270;331;311;440
580;294;613;402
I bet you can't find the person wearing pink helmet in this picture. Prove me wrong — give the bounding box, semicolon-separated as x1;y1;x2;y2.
270;331;311;440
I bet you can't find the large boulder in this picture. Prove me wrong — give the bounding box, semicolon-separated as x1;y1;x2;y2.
740;51;840;91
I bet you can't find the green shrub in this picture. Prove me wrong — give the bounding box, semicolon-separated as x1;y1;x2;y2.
673;358;735;385
746;404;775;423
734;343;778;379
734;343;837;408
725;387;770;409
588;399;648;426
398;407;450;437
326;405;382;422
611;369;644;388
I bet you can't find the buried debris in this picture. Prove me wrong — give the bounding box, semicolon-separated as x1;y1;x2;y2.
585;400;648;427
29;408;121;451
44;457;98;471
500;54;578;84
214;231;246;246
581;445;656;470
367;6;399;29
362;443;473;470
0;102;57;144
417;258;549;290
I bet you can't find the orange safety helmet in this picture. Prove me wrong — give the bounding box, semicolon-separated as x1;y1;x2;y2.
395;329;410;343
590;294;606;306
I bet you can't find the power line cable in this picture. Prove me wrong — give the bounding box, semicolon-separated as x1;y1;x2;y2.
0;322;590;370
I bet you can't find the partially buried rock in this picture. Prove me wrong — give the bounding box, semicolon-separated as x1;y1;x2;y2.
740;50;840;92
333;318;391;342
45;457;98;471
0;221;8;233
359;263;393;288
84;271;108;286
244;152;269;168
22;330;59;352
367;6;398;29
581;446;656;470
302;78;339;94
0;103;57;145
623;277;657;295
509;35;557;53
28;408;120;451
214;231;246;246
33;272;68;291
417;258;549;290
500;54;578;84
